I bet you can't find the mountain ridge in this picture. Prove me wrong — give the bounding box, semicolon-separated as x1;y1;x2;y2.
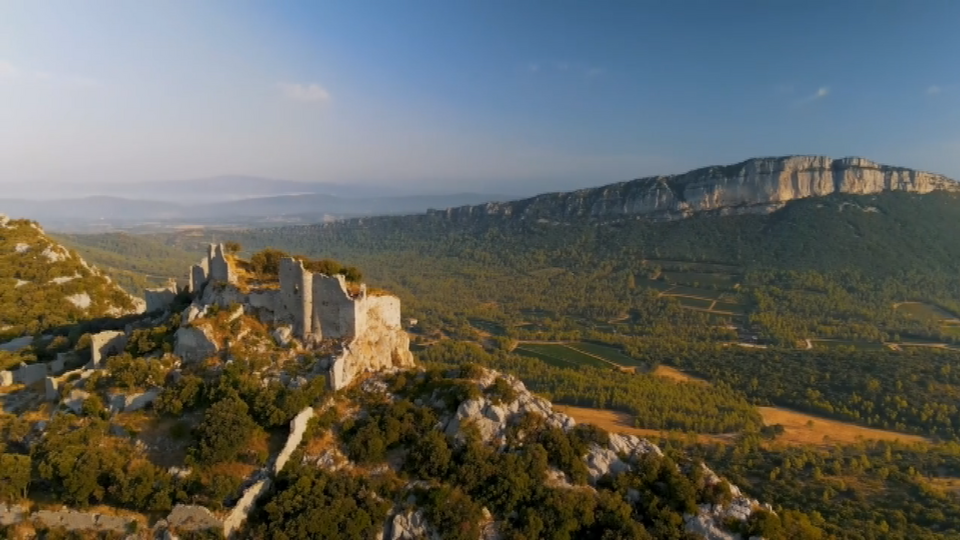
423;155;958;223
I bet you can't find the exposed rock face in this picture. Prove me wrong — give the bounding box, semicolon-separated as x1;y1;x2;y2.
430;156;958;222
384;510;439;540
173;326;219;363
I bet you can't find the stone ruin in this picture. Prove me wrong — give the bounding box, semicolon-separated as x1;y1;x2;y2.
179;244;414;390
189;243;236;293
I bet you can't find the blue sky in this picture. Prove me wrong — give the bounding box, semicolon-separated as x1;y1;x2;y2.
1;1;958;195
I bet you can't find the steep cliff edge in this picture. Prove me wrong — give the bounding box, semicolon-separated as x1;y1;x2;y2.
432;156;958;222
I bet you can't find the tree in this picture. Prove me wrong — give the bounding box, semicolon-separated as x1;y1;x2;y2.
224;241;242;255
192;396;258;465
249;248;290;278
0;454;30;500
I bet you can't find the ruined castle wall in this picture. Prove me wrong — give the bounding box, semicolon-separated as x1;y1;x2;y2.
13;362;47;385
145;280;179;312
358;295;403;332
189;259;209;293
208;243;235;284
279;258;312;338
311;274;357;340
89;330;127;368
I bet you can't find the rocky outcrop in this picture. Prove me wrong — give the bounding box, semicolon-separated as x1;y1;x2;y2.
383;510;438;540
174;326;219;363
429;156;958;223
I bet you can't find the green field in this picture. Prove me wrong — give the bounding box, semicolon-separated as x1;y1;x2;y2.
895;302;959;321
662;271;739;289
468;318;507;336
942;325;960;338
515;343;615;369
568;342;647;367
812;339;887;351
643;259;741;272
636;278;674;292
676;297;715;309
662;285;726;300
713;301;748;315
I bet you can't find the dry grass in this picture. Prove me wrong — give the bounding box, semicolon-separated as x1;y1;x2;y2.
757;406;929;446
210;461;258;481
652;365;709;384
552;404;731;445
927;477;960;496
304;430;338;456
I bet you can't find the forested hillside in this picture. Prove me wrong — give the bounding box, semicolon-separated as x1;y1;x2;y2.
49;190;960;538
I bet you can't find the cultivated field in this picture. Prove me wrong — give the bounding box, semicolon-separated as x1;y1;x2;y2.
756;406;928;446
652;365;709;384
648;366;928;446
515;343;613;369
895;301;959;322
552;404;730;445
515;341;646;370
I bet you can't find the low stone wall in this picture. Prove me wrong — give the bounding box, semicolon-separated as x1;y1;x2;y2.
0;503;138;535
1;353;74;388
222;479;270;538
274;407;315;473
90;330;127;368
145;280;179;313
219;406;314;538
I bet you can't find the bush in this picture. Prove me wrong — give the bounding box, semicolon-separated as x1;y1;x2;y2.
192;397;258;465
249;248;289;278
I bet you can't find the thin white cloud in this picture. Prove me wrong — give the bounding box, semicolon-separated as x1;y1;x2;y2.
278;82;331;103
0;60;19;79
927;85;943;95
794;86;830;106
0;60;100;88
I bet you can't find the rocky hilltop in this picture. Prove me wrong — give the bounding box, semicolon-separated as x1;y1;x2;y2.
0;214;144;342
432;156;958;222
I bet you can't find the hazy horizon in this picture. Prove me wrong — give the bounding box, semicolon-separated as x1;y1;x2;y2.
2;1;959;195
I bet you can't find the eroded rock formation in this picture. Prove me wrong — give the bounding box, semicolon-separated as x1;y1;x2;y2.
432;155;959;222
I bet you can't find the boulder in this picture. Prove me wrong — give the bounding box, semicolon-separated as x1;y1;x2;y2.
174;326;218;362
123;388;161;412
272;326;294;347
384;510;438;540
63;389;91;415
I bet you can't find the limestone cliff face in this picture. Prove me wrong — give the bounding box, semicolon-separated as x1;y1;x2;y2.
432;156;958;222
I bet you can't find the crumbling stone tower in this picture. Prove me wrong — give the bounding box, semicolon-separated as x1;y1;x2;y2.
279;258;313;337
188;243;235;293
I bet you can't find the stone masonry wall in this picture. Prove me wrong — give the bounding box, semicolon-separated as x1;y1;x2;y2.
89;330;127;368
145;280;179;312
311;273;358;340
279;258;312;338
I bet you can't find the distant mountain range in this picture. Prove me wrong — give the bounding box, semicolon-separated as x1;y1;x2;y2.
0;175;509;231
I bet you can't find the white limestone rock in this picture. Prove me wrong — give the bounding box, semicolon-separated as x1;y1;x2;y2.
63;389;90;415
174;326;219;363
14;279;28;288
65;293;92;309
443;374;575;446
384;510;439;540
41;245;68;262
13;243;30;254
49;274;80;285
123;388;161;412
272;325;294;347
